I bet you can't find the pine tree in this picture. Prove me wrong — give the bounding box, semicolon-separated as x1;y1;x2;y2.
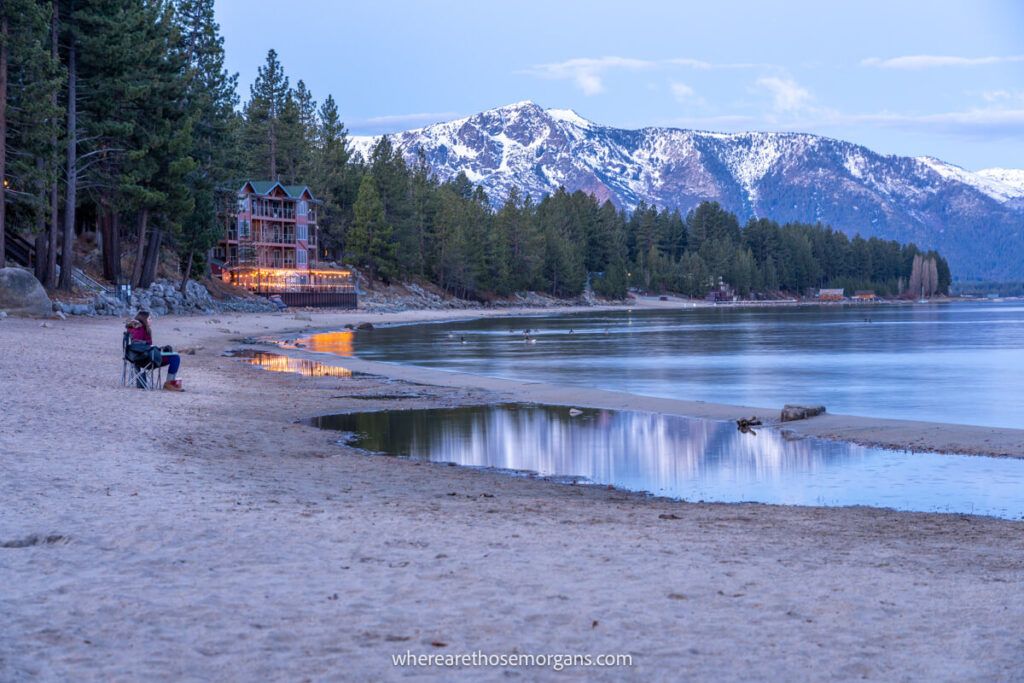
349;173;395;281
0;0;61;273
173;0;239;291
243;48;289;179
313;94;353;259
276;78;316;183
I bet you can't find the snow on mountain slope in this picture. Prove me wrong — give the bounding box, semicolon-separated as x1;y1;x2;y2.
917;157;1024;203
976;168;1024;199
350;102;1024;280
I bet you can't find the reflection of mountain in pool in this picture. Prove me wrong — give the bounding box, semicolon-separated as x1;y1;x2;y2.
313;405;1024;519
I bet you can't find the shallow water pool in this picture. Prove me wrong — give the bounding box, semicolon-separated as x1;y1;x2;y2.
312;404;1024;520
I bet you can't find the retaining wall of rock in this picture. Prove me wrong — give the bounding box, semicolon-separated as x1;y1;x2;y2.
52;279;277;317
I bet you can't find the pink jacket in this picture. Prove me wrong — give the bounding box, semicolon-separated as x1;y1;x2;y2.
127;322;153;345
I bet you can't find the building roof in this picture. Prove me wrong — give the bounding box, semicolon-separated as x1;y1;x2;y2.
240;180;316;201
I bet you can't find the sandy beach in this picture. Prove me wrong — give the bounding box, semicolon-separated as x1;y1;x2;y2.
2;305;1024;681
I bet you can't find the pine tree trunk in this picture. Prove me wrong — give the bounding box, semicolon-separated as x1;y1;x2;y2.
269;123;277;179
59;30;77;290
179;250;193;295
131;208;148;287
140;228;161;289
35;159;48;283
48;181;58;287
35;233;48;282
46;0;59;288
102;204;121;282
0;14;8;269
111;210;121;280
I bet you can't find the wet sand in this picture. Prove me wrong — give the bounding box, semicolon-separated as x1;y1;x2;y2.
2;307;1023;681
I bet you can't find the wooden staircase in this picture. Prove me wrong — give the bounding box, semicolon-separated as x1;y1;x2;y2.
3;225;35;267
3;225;111;293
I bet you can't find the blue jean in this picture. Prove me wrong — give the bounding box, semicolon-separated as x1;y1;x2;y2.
161;353;180;375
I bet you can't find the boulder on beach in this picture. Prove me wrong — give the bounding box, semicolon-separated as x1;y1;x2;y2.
356;322;374;330
0;267;53;317
780;404;827;422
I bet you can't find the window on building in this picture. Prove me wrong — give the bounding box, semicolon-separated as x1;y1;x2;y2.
296;249;308;266
237;196;248;213
238;218;250;238
297;200;307;216
296;224;308;242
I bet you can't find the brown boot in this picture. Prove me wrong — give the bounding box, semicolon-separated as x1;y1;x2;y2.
163;380;184;392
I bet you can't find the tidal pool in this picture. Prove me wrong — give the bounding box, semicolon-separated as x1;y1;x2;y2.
225;349;359;378
313;404;1024;520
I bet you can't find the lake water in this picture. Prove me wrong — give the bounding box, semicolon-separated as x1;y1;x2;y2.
312;405;1024;519
334;302;1024;428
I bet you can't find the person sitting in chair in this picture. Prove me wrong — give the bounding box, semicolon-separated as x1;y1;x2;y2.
126;310;184;392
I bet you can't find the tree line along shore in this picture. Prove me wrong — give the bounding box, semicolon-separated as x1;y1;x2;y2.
1;1;949;302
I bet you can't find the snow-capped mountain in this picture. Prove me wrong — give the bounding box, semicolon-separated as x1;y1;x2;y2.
351;101;1024;280
976;168;1024;208
917;158;1024;206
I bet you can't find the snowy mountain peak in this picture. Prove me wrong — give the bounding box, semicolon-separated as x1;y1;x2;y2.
915;156;1024;203
976;168;1024;200
545;107;593;129
350;104;1024;279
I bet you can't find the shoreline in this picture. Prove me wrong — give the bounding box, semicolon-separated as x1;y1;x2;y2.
278;346;1024;459
264;301;1024;459
3;310;1024;680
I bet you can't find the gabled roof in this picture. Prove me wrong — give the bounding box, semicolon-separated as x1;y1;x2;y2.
283;185;316;200
239;180;316;201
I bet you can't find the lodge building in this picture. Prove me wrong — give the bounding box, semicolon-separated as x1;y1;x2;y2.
214;180;318;271
213;180;356;308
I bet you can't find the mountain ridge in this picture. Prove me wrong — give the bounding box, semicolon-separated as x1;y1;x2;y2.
351;102;1024;280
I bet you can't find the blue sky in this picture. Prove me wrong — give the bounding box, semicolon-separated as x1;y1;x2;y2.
215;0;1024;170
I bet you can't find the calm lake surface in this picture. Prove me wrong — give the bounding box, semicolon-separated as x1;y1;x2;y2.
339;302;1024;428
313;405;1024;519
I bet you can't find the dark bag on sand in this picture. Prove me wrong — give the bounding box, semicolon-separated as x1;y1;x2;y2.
126;341;160;368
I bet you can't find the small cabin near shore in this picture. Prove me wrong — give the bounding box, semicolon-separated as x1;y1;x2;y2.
212;180;356;308
853;290;878;301
817;288;845;301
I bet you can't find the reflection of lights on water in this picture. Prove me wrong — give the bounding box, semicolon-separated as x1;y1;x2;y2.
245;352;352;378
298;330;355;357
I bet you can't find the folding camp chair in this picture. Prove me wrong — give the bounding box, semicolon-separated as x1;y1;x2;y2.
122;331;164;390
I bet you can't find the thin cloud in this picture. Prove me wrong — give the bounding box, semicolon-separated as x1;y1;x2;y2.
661;114;760;129
755;76;813;112
666;102;1024;140
669;81;697;102
852;108;1024;137
519;56;775;95
765;106;1024;140
666;58;771;70
359;112;459;126
981;89;1024;103
862;55;1024;69
517;56;655;96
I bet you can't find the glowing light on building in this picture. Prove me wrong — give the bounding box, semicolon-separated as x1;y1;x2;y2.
225;266;355;294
